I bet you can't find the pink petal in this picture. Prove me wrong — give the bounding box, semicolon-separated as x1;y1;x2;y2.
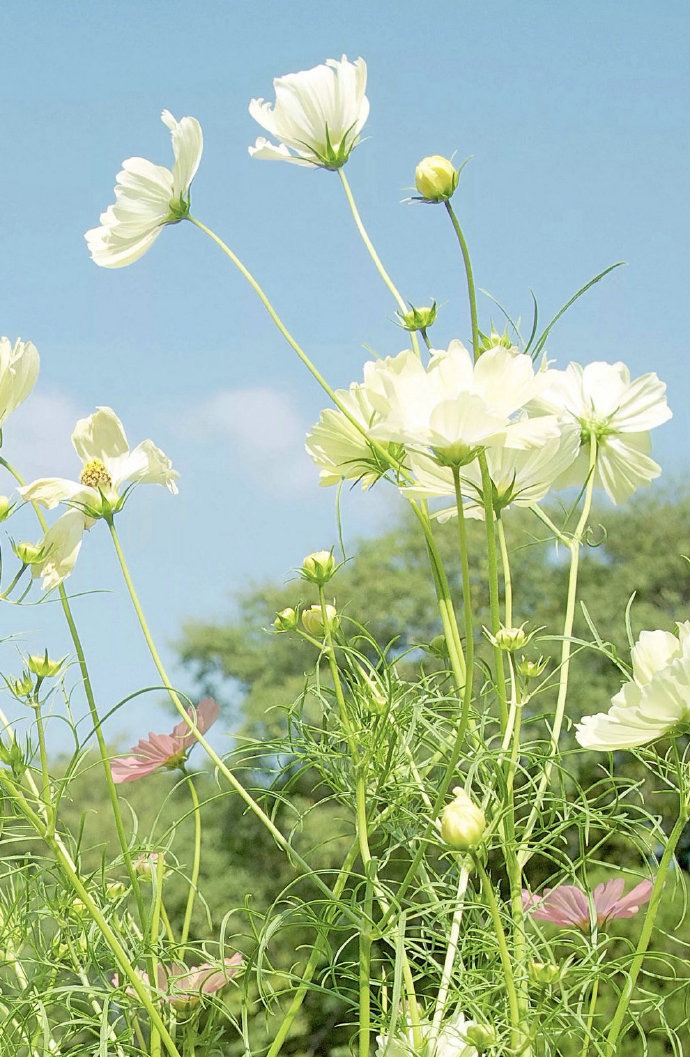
593;878;626;918
604;879;653;922
171;697;221;750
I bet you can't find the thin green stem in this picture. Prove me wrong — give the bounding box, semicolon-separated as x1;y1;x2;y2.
337;169;420;357
604;806;689;1056
452;467;475;740
517;445;597;869
580;974;600;1057
473;855;521;1050
0;454;146;922
497;515;513;628
429;858;472;1043
444;201;479;357
181;772;202;948
479;453;508;729
32;699;54;833
148;852;165;1057
359;860;375;1057
107;520;358;922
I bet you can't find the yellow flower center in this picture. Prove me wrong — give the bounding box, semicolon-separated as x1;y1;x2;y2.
80;459;112;490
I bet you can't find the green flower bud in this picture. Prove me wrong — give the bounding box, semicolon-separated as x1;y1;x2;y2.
463;1022;497;1051
300;550;337;585
516;655;549;680
13;540;42;565
440;787;486;851
5;672;34;699
478;326;517;353
27;651;65;679
0;496;13;521
489;625;529;652
301;603;339;637
529;959;561;986
425;634;449;659
106;881;127;899
273;607;299;631
415;155;459;202
398;302;437;332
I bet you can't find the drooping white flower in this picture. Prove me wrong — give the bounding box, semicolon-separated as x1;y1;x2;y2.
19;406;178;518
365;342;560;465
576;623;690;750
376;1009;479;1057
30;509;89;590
85;110;203;268
0;337;40;429
403;422;581;518
249;56;369;169
305;382;405;488
530;361;671;503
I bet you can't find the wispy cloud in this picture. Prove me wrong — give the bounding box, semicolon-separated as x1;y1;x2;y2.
180;387;315;493
2;388;80;484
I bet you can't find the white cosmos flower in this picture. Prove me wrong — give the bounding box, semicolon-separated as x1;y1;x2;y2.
0;337;39;429
305;383;405;488
376;1010;479;1057
530;361;671;503
365;342;560;465
85;110;203;268
30;510;89;590
576;623;690;750
403;422;581;518
18;406;178;518
249;55;369;169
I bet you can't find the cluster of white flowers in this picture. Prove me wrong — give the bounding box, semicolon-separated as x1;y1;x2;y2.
306;339;671;517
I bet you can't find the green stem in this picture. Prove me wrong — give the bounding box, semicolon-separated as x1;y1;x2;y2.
604;807;689;1056
181;772;202;948
479;452;508;729
580;974;600;1057
359;860;375;1057
517;444;597;869
444;201;479;357
337;169;421;358
429;858;472;1043
107;520;358;923
473;855;521;1051
32;699;54;833
0;454;146;922
452;467;475;736
497;515;513;628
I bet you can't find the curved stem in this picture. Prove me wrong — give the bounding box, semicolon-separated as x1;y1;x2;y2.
444;201;479;357
107;520;357;922
181;772;202;948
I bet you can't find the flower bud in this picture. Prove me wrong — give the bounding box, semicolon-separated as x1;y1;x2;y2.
5;672;34;699
425;634;449;659
13;540;42;565
478;326;517;353
301;603;339;637
273;607;298;632
488;625;529;652
106;881;126;899
440;787;486;851
529;959;561;986
0;496;13;521
132;851;162;878
300;550;337;585
462;1022;497;1051
398;302;437;332
415;155;459;202
516;655;549;680
27;651;65;679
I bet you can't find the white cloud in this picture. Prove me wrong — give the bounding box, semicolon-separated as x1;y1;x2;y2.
2;388;79;484
181;386;315;493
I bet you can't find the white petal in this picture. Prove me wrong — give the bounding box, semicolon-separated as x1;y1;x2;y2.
72;407;129;464
33;510;86;590
161;110;204;198
248;136;315;166
19;477;92;509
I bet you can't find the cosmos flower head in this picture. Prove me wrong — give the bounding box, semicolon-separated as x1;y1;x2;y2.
522;877;653;930
111;698;220;783
85;110;203;267
249;55;369;169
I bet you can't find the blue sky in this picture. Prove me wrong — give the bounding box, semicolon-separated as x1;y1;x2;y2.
1;0;689;753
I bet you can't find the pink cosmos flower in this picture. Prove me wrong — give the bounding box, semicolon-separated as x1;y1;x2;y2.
113;953;243;1007
522;878;653;930
111;698;220;783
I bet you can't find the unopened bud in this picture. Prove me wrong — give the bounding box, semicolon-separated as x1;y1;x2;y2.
13;540;42;565
27;651;65;679
462;1022;497;1051
301;603;339;637
5;672;34;699
415;155;459;203
516;655;549;680
489;625;529;652
106;881;126;899
478;326;517;353
398;302;437;332
0;497;13;521
529;959;560;986
300;550;337;585
132;852;162;878
273;607;298;631
440;787;486;851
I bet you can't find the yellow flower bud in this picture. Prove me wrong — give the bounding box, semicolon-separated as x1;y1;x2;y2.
398;302;437;332
273;607;298;631
463;1022;497;1051
300;549;337;584
529;959;561;986
516;655;549;680
301;603;339;637
491;626;529;652
27;651;65;679
440;787;486;851
0;496;13;521
415;155;459;202
13;540;42;565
